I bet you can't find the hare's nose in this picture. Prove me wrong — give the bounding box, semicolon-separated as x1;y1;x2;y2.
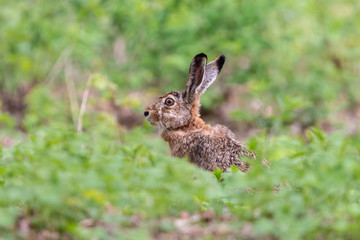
144;111;149;117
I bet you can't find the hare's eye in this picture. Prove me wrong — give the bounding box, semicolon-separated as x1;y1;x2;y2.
164;97;175;106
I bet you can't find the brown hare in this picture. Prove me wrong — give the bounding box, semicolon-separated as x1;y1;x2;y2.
144;53;256;172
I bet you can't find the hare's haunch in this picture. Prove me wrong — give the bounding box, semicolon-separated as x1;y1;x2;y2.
144;53;256;172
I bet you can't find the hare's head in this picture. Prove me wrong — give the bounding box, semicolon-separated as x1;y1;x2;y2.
144;53;225;130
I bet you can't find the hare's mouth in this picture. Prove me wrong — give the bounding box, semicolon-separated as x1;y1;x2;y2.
145;116;158;127
145;117;153;124
148;121;158;127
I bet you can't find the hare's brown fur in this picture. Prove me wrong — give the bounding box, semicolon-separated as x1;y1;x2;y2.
145;53;256;172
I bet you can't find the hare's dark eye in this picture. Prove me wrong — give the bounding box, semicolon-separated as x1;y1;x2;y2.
164;97;175;106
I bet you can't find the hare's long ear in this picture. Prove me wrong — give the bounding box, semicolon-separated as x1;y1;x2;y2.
184;53;207;103
197;55;226;95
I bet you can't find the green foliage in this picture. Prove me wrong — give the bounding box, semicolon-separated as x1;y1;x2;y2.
0;125;221;238
225;130;360;239
0;104;16;130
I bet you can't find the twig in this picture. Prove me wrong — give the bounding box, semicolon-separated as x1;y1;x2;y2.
45;47;72;84
64;57;79;128
77;74;94;133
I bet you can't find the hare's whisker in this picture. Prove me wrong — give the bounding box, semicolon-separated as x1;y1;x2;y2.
160;121;175;141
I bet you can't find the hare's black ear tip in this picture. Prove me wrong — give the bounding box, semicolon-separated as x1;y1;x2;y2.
195;53;207;59
217;55;226;70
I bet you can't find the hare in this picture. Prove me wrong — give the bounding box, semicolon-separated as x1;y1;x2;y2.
144;53;256;172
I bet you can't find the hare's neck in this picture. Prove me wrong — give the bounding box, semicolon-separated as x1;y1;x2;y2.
161;117;211;158
188;116;210;130
161;129;187;158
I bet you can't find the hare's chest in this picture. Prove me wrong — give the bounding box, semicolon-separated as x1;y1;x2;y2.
164;132;191;158
185;133;220;166
166;130;227;171
165;131;204;157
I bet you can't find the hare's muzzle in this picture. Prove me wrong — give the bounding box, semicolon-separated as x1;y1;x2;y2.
144;104;160;126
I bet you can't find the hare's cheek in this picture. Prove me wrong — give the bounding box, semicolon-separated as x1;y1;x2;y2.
162;112;175;121
161;112;177;126
163;111;188;128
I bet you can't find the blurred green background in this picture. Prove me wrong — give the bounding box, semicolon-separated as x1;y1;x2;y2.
1;0;360;239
